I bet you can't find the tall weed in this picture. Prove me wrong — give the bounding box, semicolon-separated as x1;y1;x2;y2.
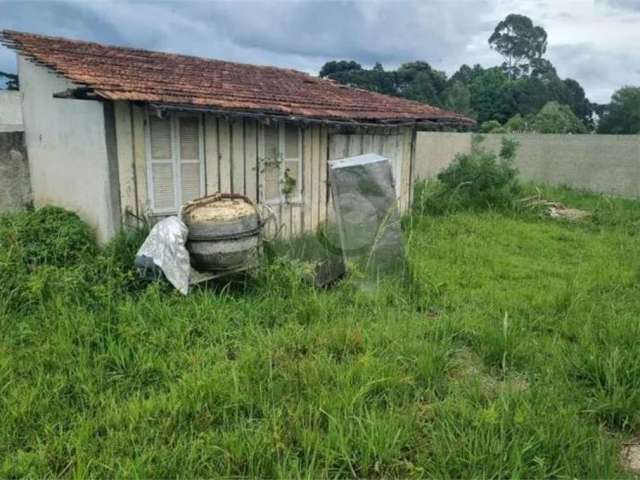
414;136;520;215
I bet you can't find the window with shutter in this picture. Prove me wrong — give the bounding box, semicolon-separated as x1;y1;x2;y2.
179;117;199;160
178;116;202;203
283;124;302;202
151;162;175;210
150;116;172;159
148;116;176;212
262;125;281;203
146;112;204;213
260;123;302;204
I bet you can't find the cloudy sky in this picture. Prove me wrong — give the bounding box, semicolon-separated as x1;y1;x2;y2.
1;0;638;103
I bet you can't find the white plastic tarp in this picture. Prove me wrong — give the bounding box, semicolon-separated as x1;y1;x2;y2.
135;216;192;294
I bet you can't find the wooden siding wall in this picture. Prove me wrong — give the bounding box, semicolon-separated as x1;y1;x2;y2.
327;128;414;212
115;106;330;237
114;101;147;227
114;104;414;237
202;117;328;238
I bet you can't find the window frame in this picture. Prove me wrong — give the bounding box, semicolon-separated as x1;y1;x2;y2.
259;122;303;205
145;110;205;215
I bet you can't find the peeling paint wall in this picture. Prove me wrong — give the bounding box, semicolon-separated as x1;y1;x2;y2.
0;132;31;211
18;55;117;243
416;133;640;198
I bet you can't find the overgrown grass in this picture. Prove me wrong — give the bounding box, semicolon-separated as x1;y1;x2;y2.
1;190;639;477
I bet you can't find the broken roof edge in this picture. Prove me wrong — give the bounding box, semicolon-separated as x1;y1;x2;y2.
1;29;476;130
148;103;474;130
50;86;473;130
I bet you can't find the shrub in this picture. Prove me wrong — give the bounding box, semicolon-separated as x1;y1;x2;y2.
480;120;505;133
0;207;147;314
530;101;587;134
0;206;97;268
414;136;520;215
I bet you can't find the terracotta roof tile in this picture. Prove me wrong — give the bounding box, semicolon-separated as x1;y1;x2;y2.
1;30;474;126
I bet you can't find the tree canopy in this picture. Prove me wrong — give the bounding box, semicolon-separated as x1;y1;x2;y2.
318;60;362;78
488;13;548;78
530;101;587;134
318;13;607;133
597;86;640;134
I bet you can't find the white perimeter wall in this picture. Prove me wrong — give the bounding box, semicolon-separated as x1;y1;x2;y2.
19;55;116;243
0;90;23;132
416;132;640;198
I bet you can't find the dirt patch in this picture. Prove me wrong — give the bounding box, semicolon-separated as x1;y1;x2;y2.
622;439;640;474
448;348;529;396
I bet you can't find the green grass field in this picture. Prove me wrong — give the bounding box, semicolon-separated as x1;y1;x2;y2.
1;186;640;477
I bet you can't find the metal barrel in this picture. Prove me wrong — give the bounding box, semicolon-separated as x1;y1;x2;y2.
182;193;262;273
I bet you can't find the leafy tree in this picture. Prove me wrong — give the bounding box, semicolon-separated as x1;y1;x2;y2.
449;64;485;86
325;67;394;95
489;14;548;78
444;80;475;118
396;61;447;105
562;78;593;128
503;76;549;117
597;86;640;134
469;67;512;123
0;71;18;90
319;60;448;107
504;114;531;132
530;101;586;133
480;120;505;133
316;13;595;129
319;60;362;78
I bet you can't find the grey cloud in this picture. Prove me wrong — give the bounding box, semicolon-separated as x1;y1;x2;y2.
0;0;637;101
550;43;639;103
603;0;640;12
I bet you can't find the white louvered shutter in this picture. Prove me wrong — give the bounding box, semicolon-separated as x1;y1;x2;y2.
151;163;175;210
283;124;301;201
178;117;202;204
149;116;176;211
150;116;172;159
262;125;281;203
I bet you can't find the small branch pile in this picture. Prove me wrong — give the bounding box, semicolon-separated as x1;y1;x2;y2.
520;193;591;221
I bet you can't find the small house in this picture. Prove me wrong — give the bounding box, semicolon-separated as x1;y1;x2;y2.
1;30;473;242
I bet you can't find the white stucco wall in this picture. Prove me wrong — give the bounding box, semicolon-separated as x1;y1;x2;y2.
18;55;116;243
0;90;23;132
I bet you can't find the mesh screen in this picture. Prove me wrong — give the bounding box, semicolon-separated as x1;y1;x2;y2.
328;154;406;277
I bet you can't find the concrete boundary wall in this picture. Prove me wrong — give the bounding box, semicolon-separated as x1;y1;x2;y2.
0;91;23;132
0;90;30;211
415;133;640;198
0;131;31;211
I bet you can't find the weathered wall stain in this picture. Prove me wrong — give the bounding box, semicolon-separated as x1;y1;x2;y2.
0;131;31;211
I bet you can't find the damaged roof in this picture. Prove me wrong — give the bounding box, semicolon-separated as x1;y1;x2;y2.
1;30;474;127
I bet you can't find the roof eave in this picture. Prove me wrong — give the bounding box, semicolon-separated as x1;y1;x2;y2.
147;102;475;130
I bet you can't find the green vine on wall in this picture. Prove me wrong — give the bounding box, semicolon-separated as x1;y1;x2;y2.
258;155;297;200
